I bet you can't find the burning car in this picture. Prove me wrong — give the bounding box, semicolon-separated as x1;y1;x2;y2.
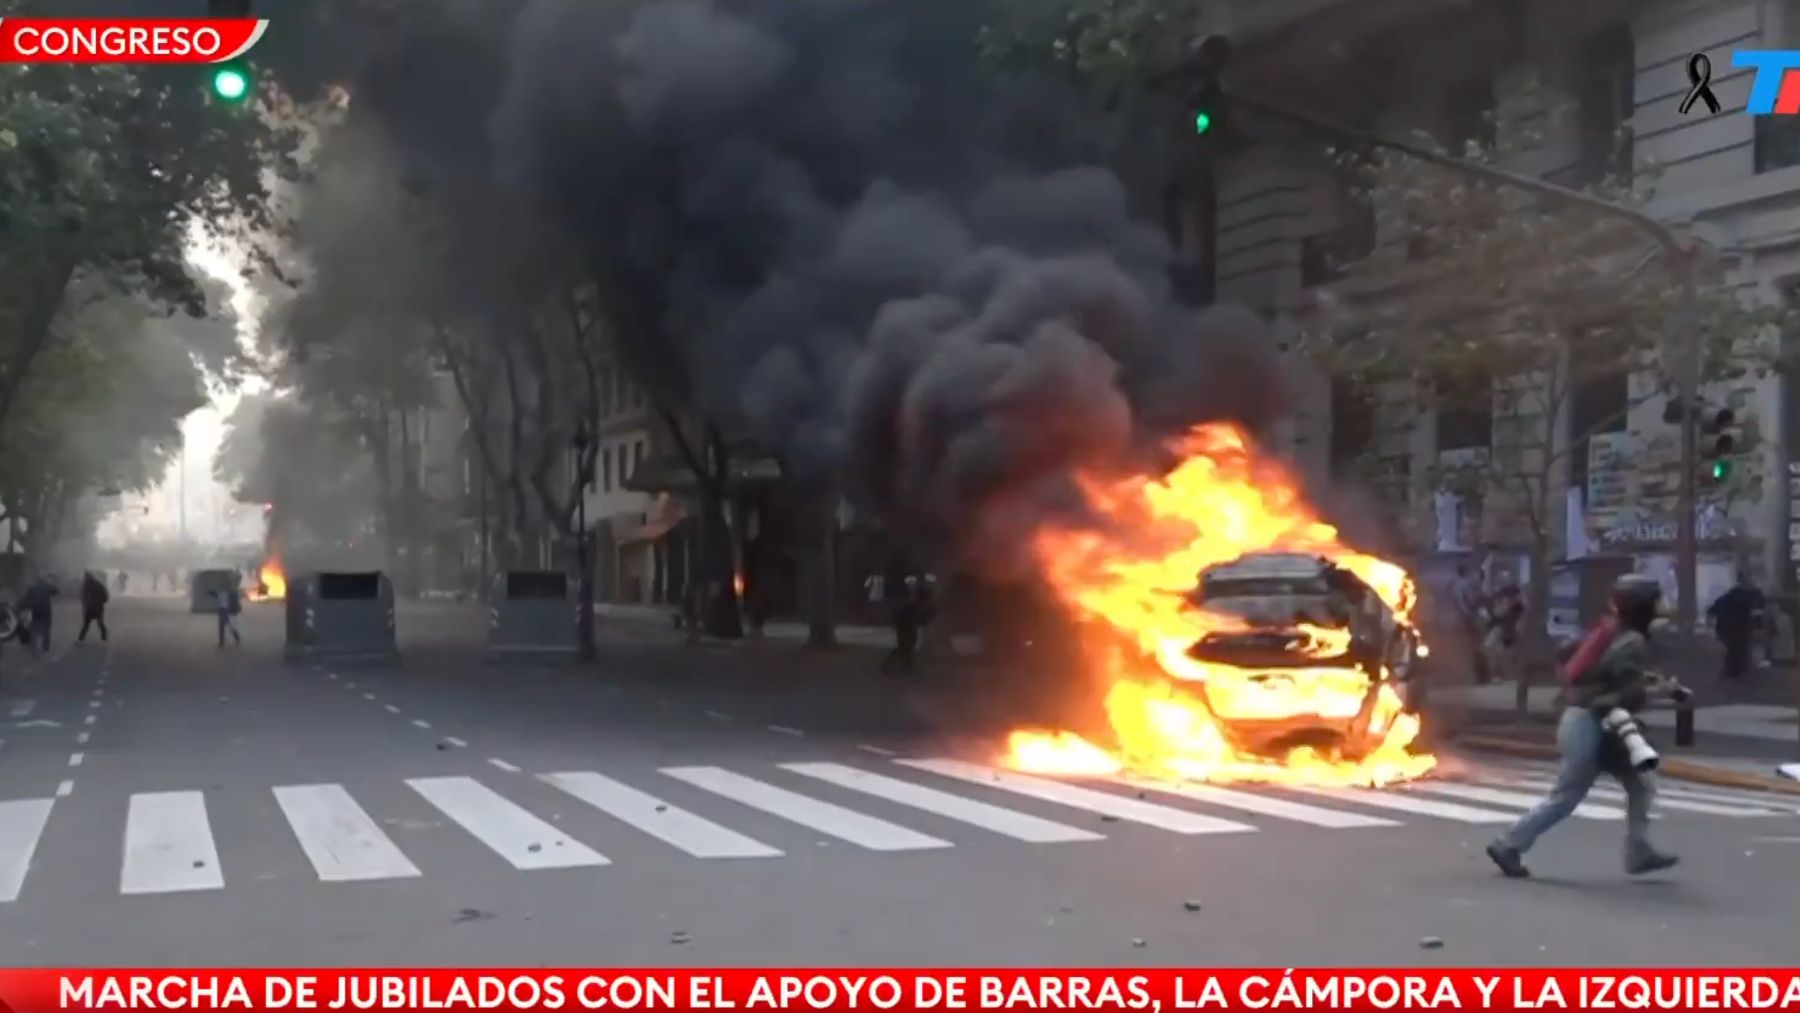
1180;552;1423;762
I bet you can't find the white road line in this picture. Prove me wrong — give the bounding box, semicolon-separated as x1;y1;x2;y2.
326;673;338;680
1118;776;1399;829
1501;777;1785;817
0;799;54;903
363;694;376;701
443;737;468;749
75;732;89;745
407;776;608;870
67;753;83;768
543;771;782;858
487;758;522;773
785;762;1103;843
274;784;422;882
383;705;400;715
663;766;951;851
56;780;73;798
121;791;224;895
705;711;731;721
767;725;804;737
8;701;33;718
1282;785;1516;824
898;759;1255;835
411;719;432;730
856;744;898;757
1410;781;1622;820
83;715;97;726
87;701;100;710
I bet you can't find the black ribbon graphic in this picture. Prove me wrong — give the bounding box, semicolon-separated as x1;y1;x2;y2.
1680;53;1720;115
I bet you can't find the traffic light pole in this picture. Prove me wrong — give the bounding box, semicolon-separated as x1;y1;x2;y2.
1221;87;1705;630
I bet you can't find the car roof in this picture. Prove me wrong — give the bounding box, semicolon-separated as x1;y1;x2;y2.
1202;552;1329;581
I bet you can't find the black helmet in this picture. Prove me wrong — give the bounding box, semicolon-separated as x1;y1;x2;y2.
1612;574;1663;630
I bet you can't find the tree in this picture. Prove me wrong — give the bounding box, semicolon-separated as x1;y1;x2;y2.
1303;103;1794;705
0;276;239;564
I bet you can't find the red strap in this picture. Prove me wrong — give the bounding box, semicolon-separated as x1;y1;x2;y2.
1561;616;1618;684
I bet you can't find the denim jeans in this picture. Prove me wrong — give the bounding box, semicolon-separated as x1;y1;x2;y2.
1498;706;1655;858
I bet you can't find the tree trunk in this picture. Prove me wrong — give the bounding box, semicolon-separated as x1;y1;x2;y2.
1517;531;1555;717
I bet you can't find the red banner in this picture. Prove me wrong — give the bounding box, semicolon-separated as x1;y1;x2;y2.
0;18;268;64
0;970;1798;1012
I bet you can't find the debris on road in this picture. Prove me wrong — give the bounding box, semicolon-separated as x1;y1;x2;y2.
1419;936;1444;950
1182;900;1202;912
670;931;690;945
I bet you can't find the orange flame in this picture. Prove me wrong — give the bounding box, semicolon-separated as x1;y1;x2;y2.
246;557;287;602
1004;422;1434;787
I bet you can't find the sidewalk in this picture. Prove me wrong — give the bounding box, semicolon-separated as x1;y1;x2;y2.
592;602;985;655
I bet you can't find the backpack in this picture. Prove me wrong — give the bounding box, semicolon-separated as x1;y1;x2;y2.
1560;616;1618;685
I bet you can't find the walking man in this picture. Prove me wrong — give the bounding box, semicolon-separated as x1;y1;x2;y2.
1707;573;1766;680
78;571;110;643
1486;575;1685;878
17;575;56;655
213;578;242;647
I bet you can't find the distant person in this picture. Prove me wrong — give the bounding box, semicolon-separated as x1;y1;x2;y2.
212;579;242;647
78;571;110;643
881;558;925;676
115;570;129;594
1707;574;1766;680
1453;564;1491;683
17;575;57;654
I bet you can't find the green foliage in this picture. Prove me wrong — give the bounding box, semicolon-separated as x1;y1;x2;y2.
1303;97;1800;543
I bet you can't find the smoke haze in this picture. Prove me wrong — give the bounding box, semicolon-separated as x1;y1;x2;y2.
300;0;1287;568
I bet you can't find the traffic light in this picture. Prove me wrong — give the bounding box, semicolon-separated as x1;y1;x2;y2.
206;0;253;104
210;63;252;103
1704;406;1738;483
1183;36;1233;138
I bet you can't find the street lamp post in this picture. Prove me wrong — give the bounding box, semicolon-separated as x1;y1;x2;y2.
572;425;596;662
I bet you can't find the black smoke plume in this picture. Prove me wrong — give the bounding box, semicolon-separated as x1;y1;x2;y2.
316;0;1287;570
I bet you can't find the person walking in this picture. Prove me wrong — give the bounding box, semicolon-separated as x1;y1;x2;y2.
17;575;57;655
212;579;242;647
880;557;922;676
1707;573;1766;680
1486;574;1686;879
77;571;110;643
1452;563;1491;683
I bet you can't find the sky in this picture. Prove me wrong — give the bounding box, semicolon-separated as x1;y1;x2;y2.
95;224;267;549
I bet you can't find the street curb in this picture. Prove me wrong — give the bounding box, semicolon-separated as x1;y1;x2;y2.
1458;734;1800;796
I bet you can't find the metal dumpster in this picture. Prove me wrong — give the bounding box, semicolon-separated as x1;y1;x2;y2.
489;570;579;657
284;570;398;664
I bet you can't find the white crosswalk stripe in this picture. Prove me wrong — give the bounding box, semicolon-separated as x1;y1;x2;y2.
1116;776;1399;828
896;759;1256;834
541;771;782;858
0;799;53;903
1400;781;1623;820
782;762;1104;843
408;776;609;870
122;791;224;895
0;755;1794;903
662;766;952;851
274;784;422;881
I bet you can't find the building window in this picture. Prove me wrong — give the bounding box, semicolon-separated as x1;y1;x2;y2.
618;444;629;484
1444;78;1497;154
598;369;613;418
602;447;612;492
1573;25;1634;185
1436;375;1493;451
1329;376;1376;480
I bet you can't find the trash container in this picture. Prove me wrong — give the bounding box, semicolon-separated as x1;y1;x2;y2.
489;570;579;658
284;570;398;664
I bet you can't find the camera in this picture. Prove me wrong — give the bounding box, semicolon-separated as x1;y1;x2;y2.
1599;708;1660;772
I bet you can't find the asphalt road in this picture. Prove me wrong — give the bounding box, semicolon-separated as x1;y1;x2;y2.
2;597;1799;966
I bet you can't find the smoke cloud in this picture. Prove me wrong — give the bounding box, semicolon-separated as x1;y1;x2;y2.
339;0;1287;568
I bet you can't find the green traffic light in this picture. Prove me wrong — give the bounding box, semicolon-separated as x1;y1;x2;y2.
211;65;251;102
1194;110;1213;135
1712;460;1731;481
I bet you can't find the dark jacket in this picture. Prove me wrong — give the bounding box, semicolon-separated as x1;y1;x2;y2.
81;575;109;611
1563;629;1672;713
18;581;54;617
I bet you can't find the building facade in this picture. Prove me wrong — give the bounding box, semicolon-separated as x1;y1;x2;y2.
1190;0;1800;618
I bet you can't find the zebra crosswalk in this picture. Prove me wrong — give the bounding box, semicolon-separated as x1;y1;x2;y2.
2;757;1796;903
